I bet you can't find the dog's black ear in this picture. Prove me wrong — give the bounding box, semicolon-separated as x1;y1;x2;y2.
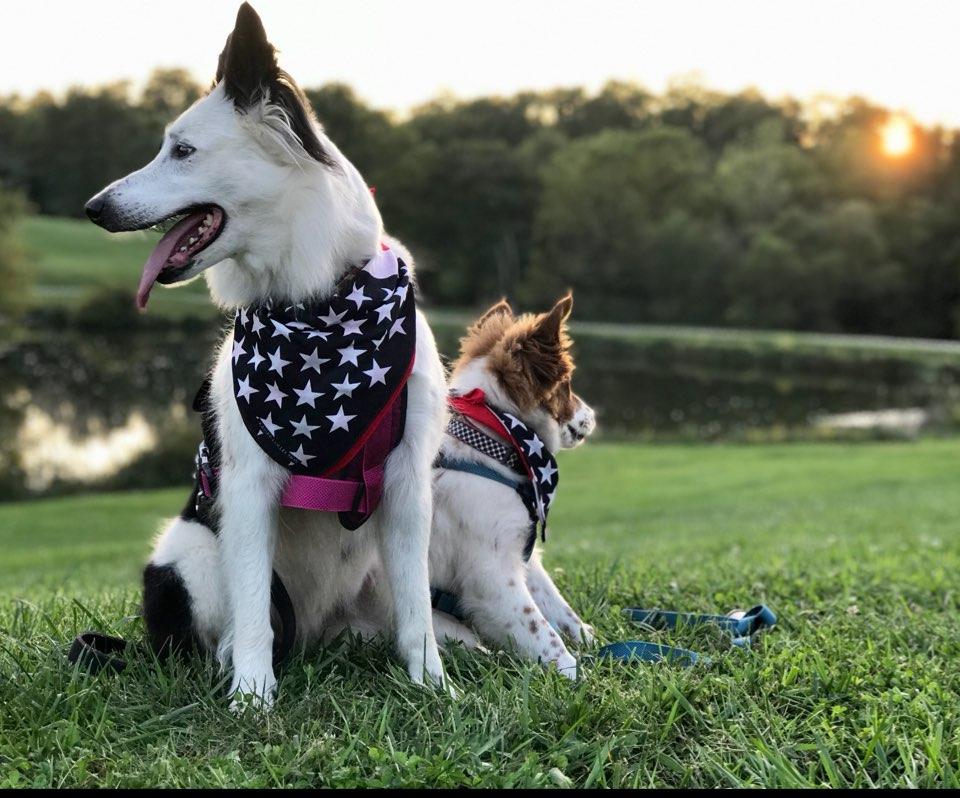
215;4;335;167
217;3;278;108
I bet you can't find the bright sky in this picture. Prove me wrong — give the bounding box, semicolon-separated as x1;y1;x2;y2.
2;0;958;127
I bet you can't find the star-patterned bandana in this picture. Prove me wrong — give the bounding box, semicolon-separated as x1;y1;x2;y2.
447;389;560;539
488;407;559;537
231;246;416;476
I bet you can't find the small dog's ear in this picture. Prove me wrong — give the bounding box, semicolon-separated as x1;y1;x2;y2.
533;293;573;342
506;295;574;394
464;298;513;344
216;3;278;108
458;299;514;358
476;299;514;326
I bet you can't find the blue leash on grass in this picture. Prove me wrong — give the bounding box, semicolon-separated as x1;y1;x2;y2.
592;604;777;667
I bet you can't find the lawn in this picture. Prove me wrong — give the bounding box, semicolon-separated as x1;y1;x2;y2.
19;215;212;318
1;439;958;787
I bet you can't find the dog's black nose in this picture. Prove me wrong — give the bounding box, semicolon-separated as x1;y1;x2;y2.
84;194;106;223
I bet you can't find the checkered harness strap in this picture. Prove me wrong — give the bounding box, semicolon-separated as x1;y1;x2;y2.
445;414;523;473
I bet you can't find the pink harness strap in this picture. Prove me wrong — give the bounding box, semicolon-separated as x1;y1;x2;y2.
199;386;395;517
280;388;392;512
281;470;380;513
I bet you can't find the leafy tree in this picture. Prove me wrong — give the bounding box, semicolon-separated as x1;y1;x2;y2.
385;137;539;304
304;83;415;185
525;127;722;321
0;75;957;337
20;83;156;216
716;120;825;227
141;68;203;122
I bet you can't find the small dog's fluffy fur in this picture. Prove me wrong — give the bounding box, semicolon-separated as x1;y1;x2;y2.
425;297;597;678
86;3;447;708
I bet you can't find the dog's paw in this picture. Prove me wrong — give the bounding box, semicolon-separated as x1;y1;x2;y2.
228;672;277;713
554;652;581;681
577;624;596;648
559;619;595;648
442;678;462;700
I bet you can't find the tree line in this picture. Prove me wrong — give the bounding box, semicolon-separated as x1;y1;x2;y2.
1;70;959;338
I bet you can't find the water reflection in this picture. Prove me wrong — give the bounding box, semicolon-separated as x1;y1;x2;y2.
1;322;957;498
18;407;156;490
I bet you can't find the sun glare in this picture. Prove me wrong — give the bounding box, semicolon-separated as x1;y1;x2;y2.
880;115;914;157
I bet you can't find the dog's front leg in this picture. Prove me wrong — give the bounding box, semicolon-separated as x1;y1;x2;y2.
213;350;288;711
526;553;595;647
218;452;285;710
465;564;580;680
379;446;448;690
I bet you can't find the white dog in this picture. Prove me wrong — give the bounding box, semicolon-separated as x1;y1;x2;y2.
85;3;447;708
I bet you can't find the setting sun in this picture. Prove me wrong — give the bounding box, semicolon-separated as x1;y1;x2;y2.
880;115;915;157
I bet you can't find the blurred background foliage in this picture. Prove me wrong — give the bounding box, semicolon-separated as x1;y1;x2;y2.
1;71;959;501
0;69;958;337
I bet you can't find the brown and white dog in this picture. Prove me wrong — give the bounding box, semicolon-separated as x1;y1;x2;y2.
425;295;597;678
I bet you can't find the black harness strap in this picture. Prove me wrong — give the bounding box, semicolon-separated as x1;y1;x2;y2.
445;415;523;472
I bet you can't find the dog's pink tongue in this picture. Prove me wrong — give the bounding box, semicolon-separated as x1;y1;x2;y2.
136;212;203;310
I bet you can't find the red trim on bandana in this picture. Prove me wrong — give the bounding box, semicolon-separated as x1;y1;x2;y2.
447;389;535;483
323;351;414;475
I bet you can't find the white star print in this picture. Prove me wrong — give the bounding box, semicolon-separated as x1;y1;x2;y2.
260;412;281;435
372;333;386;350
373;302;395;323
338;317;365;337
289;414;319;438
537;463;558;484
265;381;287;407
331;374;361;399
268;347;291;376
251;314;266;334
346;283;371;308
237;308;248;326
381;286;396;300
300;347;329;374
503;413;524;430
388;317;406;338
317;307;347;327
293;379;323;408
363;359;391;386
326;405;356;432
232;337;245;363
291;444;315;467
236;375;258;402
337;343;365;366
307;330;331;340
394;284;409;303
536;496;547;520
248;345;265;370
525;435;545;457
271;319;293;340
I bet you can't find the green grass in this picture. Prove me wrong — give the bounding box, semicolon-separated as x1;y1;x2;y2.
20;215;212;318
2;439;959;787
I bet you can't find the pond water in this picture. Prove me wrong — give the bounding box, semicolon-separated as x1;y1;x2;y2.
2;320;958;498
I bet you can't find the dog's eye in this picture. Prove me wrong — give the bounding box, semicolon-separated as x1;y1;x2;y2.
172;142;196;160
